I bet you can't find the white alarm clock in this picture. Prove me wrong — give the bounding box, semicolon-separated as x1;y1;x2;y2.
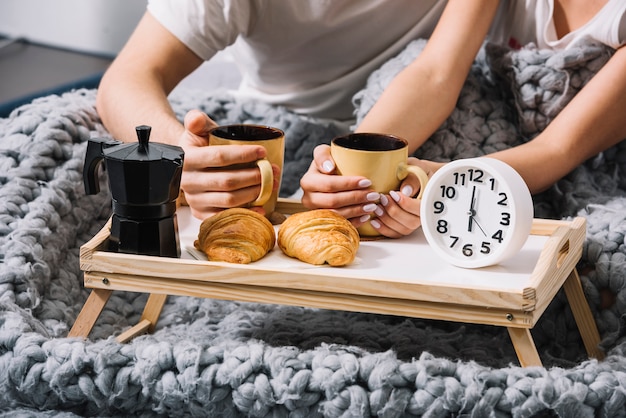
420;158;534;268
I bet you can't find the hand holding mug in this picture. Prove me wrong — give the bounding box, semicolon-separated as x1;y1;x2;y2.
328;133;428;238
178;111;283;220
208;124;285;216
301;133;428;237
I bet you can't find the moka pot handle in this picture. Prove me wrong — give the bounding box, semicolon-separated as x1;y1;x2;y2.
83;137;121;194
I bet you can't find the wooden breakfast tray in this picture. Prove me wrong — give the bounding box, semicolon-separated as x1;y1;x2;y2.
69;199;603;367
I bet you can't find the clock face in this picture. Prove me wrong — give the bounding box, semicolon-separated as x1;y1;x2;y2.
420;158;533;268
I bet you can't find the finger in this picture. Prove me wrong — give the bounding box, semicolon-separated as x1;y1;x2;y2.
313;144;336;173
369;211;417;238
272;164;281;191
189;206;223;221
398;177;419;199
368;218;404;238
372;192;422;237
300;171;371;194
300;160;373;194
300;177;379;219
184;109;218;139
386;190;421;217
309;195;382;223
182;165;265;194
188;198;267;222
184;182;266;212
181;111;267;168
407;157;445;177
183;144;266;170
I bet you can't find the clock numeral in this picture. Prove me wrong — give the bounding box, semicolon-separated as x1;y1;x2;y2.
489;178;496;191
461;242;490;258
497;192;508;206
452;172;466;186
439;186;456;199
500;212;511;226
452;169;484;186
436;219;448;234
433;201;445;214
468;169;484;183
492;229;504;243
449;235;459;248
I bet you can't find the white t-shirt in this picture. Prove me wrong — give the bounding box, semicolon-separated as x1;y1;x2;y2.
147;0;626;122
490;0;626;50
147;0;447;121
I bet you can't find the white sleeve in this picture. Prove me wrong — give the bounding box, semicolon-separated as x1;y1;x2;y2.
146;0;257;60
591;0;626;48
617;7;626;46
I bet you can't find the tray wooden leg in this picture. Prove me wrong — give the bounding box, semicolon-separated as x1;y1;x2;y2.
68;288;113;339
507;327;542;367
563;269;605;361
116;293;167;343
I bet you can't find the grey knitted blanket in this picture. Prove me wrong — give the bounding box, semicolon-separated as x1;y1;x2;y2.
2;38;626;417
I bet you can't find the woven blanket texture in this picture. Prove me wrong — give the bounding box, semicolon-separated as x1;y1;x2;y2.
2;38;626;417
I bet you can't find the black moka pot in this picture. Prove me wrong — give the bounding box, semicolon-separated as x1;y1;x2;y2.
83;125;185;257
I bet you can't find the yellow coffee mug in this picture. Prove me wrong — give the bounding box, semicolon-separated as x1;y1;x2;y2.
209;124;285;215
331;133;429;237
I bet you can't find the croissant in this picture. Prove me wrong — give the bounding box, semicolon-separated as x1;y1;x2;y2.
277;209;359;266
194;208;275;264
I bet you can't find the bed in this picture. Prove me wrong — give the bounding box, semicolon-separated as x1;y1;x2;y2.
1;38;626;417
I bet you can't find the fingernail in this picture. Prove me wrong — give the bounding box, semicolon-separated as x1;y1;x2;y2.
402;185;413;196
390;190;400;202
366;192;380;201
380;194;389;206
374;206;384;217
358;179;372;188
359;214;371;223
363;203;377;212
370;219;381;229
322;160;335;173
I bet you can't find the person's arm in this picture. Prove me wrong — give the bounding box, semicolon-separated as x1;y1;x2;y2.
356;0;501;153
301;0;500;237
368;44;626;236
491;45;626;194
97;12;274;220
97;11;202;144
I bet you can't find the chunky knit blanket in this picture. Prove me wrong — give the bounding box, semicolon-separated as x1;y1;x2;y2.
2;38;626;417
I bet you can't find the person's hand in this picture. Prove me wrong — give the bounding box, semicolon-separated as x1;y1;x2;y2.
178;109;281;220
301;146;444;238
300;144;382;231
371;158;444;238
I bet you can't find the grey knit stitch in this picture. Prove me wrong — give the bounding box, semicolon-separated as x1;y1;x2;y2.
1;37;626;417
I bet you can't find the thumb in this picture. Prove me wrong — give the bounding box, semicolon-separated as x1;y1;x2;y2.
399;176;421;198
183;109;218;140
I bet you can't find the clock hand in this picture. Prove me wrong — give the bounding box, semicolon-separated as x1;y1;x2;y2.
467;186;477;232
471;215;488;237
470;186;477;212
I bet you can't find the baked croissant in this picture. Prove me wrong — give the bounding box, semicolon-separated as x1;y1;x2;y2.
277;209;359;266
194;208;275;264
